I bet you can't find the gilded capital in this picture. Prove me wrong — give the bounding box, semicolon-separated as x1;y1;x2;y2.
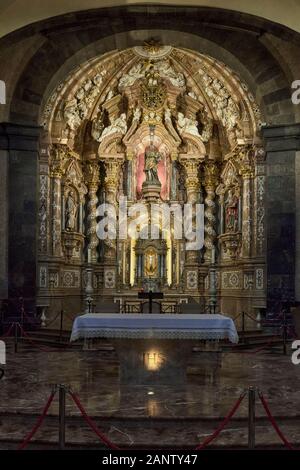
50;160;63;178
239;164;254;179
103;159;122;191
204;161;219;189
181;159;199;183
49;143;70;178
84;160;100;185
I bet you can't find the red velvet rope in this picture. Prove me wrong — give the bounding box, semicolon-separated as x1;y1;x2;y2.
18;391;56;450
63;311;75;322
0;323;15;339
18;324;70;352
258;393;295;450
22;310;37;324
232;312;242;322
195;393;246;450
69;391;120;450
234;336;280;355
46;311;62;327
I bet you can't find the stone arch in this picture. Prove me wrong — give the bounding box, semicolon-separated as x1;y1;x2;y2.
4;8;298;128
2;6;300;315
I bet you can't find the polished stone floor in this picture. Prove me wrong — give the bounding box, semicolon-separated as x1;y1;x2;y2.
0;340;300;449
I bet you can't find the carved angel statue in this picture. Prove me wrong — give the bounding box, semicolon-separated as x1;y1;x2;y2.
188;90;198;100
155;60;185;88
124;107;141;142
105;89;115;101
64;98;81;131
91;112;105;142
164;107;181;142
177;112;201;138
119;62;144;89
65;190;78;231
132;107;141;123
99;113;127;143
144;147;162;183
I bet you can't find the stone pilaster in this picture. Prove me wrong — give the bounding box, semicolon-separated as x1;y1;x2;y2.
253;148;266;258
0;123;40;315
240;166;253;258
38;162;50;255
262;124;300;308
50;163;63;258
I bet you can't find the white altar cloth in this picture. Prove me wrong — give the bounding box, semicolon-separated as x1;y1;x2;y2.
70;313;239;344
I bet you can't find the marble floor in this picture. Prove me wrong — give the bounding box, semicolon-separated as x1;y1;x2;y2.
0;340;300;449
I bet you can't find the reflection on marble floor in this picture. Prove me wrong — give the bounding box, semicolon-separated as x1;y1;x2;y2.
0;342;299;418
0;341;299;448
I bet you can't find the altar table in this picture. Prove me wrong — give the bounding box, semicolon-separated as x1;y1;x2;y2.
70;314;238;384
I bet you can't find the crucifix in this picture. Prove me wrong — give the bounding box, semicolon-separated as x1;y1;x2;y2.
138;290;164;313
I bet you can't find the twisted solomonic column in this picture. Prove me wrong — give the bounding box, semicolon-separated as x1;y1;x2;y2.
204;161;219;263
180;158;200;264
84;161;100;263
102;158;123;261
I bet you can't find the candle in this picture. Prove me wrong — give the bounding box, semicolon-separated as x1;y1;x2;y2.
87;248;92;264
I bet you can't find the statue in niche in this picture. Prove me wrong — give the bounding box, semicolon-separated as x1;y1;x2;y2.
145;248;158;276
225;188;239;232
144;147;162;183
65;190;78;231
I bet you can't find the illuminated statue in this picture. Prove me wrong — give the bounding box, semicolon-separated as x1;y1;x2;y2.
145;248;158;276
144;147;162;183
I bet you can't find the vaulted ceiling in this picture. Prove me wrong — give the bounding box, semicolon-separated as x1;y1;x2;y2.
1;0;300;39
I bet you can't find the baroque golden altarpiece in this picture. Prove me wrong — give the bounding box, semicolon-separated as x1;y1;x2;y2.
38;45;266;316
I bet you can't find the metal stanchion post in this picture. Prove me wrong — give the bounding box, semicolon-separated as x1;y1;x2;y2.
242;312;245;343
60;310;64;343
58;385;66;450
282;309;287;355
248;387;256;449
14;323;18;354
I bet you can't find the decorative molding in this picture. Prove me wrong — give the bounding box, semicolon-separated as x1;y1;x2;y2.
222;271;241;289
256;268;264;290
186;270;198;290
62;270;80;288
39;266;47;288
104;269;116;289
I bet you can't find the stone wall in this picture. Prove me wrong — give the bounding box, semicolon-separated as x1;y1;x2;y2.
263;124;300;310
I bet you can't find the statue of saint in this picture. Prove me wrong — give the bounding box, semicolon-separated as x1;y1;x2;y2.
225;188;239;232
144;147;161;183
65;190;78;231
